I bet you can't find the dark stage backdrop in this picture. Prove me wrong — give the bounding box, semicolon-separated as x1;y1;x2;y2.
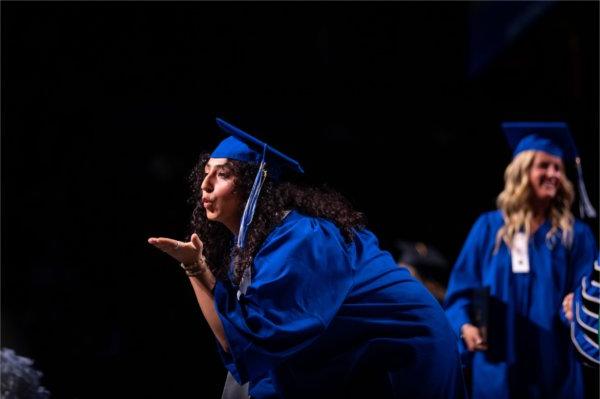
2;2;598;398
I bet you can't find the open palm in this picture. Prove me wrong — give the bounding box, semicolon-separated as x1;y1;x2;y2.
148;233;205;266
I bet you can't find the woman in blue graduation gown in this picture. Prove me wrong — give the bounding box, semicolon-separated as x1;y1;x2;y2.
444;122;597;399
149;118;465;398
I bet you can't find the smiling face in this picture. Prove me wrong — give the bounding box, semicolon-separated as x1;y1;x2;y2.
528;151;564;204
201;158;243;234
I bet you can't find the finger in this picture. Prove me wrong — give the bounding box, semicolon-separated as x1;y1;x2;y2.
463;328;483;351
464;338;472;351
148;237;170;251
150;237;189;253
563;298;572;314
162;237;187;249
565;308;573;322
148;237;178;246
467;340;477;351
463;335;476;351
158;237;180;247
473;331;484;345
151;240;176;252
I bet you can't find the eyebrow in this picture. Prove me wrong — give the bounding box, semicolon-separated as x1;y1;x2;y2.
205;162;231;172
536;160;563;169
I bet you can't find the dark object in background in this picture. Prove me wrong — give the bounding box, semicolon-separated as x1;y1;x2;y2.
1;348;50;399
471;286;490;345
395;240;450;302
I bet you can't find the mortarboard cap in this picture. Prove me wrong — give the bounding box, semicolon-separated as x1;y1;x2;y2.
212;118;304;176
210;118;304;250
501;121;596;218
501;121;577;160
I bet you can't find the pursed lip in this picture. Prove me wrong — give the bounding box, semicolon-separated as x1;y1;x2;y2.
202;198;213;207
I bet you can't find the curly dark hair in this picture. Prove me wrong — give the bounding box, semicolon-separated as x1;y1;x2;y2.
188;153;367;284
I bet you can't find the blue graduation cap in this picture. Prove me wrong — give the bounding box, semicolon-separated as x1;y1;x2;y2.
212;118;304;176
211;118;305;248
501;121;596;218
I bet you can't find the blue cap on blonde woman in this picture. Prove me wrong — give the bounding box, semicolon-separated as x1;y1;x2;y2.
211;118;304;248
502;121;596;218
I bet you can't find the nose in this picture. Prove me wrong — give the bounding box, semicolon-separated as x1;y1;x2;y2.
548;165;561;178
201;174;212;193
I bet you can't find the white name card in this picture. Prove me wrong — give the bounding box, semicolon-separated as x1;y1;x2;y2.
511;232;530;273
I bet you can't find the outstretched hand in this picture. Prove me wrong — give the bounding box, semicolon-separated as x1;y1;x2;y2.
148;233;206;266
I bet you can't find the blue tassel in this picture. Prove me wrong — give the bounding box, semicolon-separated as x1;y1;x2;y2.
237;144;268;248
575;157;597;218
235;145;269;297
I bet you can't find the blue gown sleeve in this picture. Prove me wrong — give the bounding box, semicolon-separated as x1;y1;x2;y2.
213;216;354;384
444;214;491;338
567;221;597;291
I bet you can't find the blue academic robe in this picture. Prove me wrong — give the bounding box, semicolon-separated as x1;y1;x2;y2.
444;210;596;399
214;210;466;398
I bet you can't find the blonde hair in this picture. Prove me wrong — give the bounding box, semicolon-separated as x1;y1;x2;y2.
495;150;575;251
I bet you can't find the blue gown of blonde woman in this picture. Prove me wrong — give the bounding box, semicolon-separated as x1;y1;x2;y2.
213;210;466;398
444;210;596;399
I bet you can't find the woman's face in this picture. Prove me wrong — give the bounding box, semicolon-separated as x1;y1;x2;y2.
528;151;564;203
201;158;243;233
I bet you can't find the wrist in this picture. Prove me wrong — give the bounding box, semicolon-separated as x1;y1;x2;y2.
180;260;208;277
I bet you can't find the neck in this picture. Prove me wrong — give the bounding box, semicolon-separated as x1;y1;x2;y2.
529;199;550;232
223;216;241;236
227;223;240;236
530;198;550;219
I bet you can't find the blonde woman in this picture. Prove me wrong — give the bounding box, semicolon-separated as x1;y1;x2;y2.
444;122;597;399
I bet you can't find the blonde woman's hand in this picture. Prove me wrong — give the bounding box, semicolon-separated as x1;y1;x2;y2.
148;233;206;267
562;292;574;322
460;323;488;352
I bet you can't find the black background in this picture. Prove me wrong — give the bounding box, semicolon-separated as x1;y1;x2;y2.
2;2;598;398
